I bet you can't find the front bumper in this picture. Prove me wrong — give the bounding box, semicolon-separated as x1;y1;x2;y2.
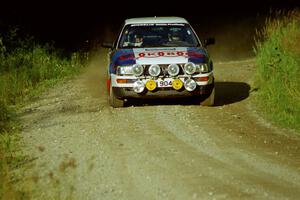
110;72;214;99
113;84;214;99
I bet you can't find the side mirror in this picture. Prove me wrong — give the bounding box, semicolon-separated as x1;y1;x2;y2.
204;38;215;46
102;42;114;48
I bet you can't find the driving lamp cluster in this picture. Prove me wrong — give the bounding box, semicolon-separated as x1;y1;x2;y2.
133;78;198;94
118;62;209;76
146;63;208;77
120;63;208;93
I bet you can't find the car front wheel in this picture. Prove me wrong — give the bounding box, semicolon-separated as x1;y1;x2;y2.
109;79;124;108
200;87;215;106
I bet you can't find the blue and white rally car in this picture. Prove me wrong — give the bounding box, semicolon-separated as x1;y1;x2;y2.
103;17;215;107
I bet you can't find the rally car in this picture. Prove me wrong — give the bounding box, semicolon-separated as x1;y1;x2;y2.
102;17;215;107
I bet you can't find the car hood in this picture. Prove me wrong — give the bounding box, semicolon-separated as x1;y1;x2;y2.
110;47;209;73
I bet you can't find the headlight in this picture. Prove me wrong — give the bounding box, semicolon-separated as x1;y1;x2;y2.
184;62;196;75
117;66;133;75
148;64;161;77
132;64;144;76
198;63;209;73
133;80;145;93
184;79;197;91
167;64;180;77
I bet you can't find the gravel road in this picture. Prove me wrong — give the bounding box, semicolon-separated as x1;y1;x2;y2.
19;49;300;200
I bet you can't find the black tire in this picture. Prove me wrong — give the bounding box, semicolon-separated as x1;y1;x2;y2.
109;80;124;108
200;87;215;106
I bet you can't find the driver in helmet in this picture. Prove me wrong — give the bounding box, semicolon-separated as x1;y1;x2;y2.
169;31;182;42
132;33;143;47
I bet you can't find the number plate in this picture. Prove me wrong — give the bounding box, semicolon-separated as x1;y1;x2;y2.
157;79;173;88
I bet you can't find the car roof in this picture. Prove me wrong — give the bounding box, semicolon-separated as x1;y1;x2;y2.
125;17;189;25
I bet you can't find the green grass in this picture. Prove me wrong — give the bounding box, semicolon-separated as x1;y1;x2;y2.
0;28;87;199
254;10;300;131
0;41;85;131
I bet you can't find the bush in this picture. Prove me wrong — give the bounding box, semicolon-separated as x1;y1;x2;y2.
0;27;86;132
254;10;300;131
1;46;84;101
0;27;87;198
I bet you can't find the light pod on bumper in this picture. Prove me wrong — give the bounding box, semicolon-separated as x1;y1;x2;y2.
167;64;180;77
145;80;157;91
184;62;196;75
184;79;197;91
172;79;183;90
148;64;161;77
132;64;144;76
133;80;145;93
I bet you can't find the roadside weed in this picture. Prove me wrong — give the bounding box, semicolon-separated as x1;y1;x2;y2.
254;9;300;131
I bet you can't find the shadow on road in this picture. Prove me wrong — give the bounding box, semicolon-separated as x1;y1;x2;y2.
214;81;250;106
128;81;250;107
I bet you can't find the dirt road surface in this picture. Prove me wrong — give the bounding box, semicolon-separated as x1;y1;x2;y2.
19;49;300;199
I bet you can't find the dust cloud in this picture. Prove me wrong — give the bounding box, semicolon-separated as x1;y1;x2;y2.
80;50;108;99
194;15;266;62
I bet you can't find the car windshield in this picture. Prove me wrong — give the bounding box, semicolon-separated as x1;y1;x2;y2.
118;24;200;48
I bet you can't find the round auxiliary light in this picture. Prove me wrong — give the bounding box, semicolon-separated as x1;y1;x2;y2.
172;79;183;90
184;62;196;75
133;80;145;93
145;80;157;91
148;64;161;77
184;79;197;92
167;64;180;77
132;64;144;76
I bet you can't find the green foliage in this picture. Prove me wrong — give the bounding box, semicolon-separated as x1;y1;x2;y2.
254;10;300;131
0;29;86;131
0;26;87;199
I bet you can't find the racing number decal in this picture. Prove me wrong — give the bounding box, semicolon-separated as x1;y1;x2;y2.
158;80;172;87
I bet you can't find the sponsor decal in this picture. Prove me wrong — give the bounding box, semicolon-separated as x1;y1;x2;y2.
144;48;176;51
135;48;206;61
138;51;188;58
131;23;185;27
131;23;155;26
